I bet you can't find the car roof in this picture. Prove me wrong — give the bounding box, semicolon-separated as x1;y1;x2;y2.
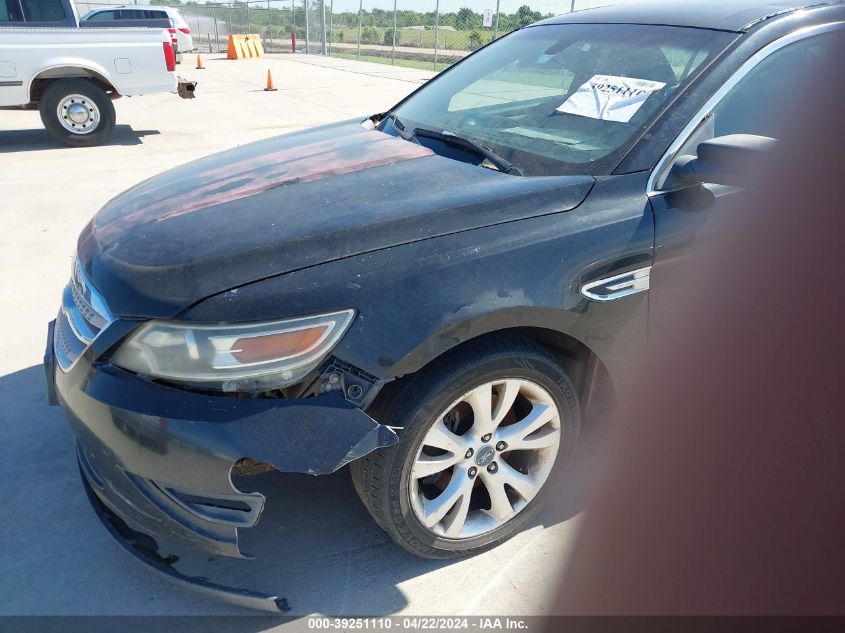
539;0;840;32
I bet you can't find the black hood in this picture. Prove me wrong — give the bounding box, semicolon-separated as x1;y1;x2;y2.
78;120;594;318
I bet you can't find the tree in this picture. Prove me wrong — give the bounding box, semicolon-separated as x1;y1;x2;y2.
515;5;541;27
467;30;484;50
362;26;380;44
456;7;481;30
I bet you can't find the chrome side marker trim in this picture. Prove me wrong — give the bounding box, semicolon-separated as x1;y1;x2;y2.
581;266;651;302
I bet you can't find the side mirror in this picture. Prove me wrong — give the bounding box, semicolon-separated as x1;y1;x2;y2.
669;134;778;187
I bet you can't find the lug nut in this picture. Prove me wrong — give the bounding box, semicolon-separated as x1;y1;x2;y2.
468;467;477;479
481;433;492;442
465;448;474;459
487;462;498;474
495;441;507;451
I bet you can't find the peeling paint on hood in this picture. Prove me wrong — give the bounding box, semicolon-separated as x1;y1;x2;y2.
93;126;433;242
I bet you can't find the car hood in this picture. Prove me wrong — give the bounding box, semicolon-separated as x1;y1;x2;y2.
77;120;594;318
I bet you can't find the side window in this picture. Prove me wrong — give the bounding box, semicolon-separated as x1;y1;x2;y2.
20;0;66;21
710;35;831;138
109;9;139;20
1;0;24;22
658;32;836;190
86;10;115;21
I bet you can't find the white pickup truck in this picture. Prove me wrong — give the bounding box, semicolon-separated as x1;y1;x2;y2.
1;0;195;146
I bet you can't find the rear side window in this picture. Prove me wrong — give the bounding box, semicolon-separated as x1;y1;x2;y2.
20;0;66;21
86;10;115;21
1;0;24;22
84;8;169;21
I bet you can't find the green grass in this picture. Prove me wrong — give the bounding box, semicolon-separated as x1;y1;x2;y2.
331;27;496;51
331;50;453;72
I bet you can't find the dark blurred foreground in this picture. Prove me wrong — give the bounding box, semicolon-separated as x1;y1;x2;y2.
551;35;844;618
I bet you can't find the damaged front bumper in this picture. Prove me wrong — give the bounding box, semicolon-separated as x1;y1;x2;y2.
45;319;397;610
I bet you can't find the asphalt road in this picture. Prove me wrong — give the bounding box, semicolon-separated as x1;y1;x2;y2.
0;54;579;622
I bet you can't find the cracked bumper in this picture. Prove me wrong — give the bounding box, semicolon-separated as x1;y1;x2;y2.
45;318;397;569
81;470;290;612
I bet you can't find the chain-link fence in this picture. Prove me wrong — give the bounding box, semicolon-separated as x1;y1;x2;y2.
76;1;637;70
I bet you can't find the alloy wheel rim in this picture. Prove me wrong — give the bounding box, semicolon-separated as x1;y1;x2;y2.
409;378;561;539
57;94;101;135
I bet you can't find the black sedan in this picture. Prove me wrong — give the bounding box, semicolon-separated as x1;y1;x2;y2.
45;0;844;611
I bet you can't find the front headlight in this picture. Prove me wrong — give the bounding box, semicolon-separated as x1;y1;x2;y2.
111;309;355;391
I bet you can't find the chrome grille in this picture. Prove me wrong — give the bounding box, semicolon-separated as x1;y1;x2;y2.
69;277;106;330
54;313;80;361
54;259;115;371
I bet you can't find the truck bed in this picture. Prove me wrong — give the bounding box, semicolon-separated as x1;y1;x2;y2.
0;26;178;106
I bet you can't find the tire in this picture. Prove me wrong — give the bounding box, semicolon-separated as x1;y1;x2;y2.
39;79;116;147
351;334;580;559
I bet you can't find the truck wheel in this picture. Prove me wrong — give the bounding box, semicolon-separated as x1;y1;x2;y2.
39;79;116;147
350;334;580;559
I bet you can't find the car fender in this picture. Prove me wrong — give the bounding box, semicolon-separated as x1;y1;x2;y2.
180;173;654;390
384;304;599;377
28;58;120;99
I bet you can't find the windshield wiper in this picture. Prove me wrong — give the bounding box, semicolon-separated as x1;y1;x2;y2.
412;127;523;176
384;114;522;176
384;113;415;141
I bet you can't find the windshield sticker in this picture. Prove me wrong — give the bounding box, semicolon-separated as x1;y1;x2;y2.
556;75;666;123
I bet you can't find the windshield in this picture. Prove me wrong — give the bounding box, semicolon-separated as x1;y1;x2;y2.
386;23;736;177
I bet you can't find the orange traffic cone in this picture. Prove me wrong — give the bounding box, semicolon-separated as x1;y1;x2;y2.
264;69;277;91
196;54;205;70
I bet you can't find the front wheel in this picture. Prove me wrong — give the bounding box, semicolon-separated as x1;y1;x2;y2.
39;79;116;147
351;335;580;559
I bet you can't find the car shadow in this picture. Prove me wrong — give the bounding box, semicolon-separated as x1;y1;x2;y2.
0;364;582;621
0;125;160;152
